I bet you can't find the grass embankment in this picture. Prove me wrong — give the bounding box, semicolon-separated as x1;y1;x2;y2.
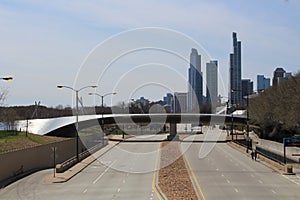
0;131;68;154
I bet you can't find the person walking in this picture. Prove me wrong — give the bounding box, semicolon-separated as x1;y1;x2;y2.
251;151;254;160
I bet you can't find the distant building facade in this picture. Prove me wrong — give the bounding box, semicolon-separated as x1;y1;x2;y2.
174;92;187;113
188;48;203;112
242;79;253;97
272;67;286;87
206;60;218;106
257;75;270;92
163;93;174;113
229;32;242;105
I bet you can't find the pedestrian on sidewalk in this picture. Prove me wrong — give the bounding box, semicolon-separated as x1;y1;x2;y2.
251;151;254;160
254;150;257;161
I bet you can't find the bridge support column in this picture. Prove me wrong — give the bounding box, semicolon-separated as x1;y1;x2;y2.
167;122;179;141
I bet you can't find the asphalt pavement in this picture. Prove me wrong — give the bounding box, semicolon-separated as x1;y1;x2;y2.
183;135;300;200
1;130;300;200
0;141;160;200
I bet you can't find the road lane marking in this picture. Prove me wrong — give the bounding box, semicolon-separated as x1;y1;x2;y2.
216;168;219;171
258;180;263;184
152;143;163;200
234;188;239;193
251;174;255;178
226;179;230;184
271;189;277;194
221;174;225;177
83;189;88;194
93;160;116;184
117;188;121;193
183;153;206;200
282;175;300;185
123;179;125;183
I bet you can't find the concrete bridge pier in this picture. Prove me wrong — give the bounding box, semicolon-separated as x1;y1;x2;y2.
167;122;179;141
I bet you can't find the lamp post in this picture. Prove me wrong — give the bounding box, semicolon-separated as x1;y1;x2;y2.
89;92;117;140
88;92;117;120
57;85;97;162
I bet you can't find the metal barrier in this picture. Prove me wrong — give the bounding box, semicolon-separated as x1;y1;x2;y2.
56;142;106;173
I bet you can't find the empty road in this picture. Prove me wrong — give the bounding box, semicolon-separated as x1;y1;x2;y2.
183;134;300;200
1;131;300;199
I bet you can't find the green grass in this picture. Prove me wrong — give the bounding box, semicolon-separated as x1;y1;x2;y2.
0;130;68;153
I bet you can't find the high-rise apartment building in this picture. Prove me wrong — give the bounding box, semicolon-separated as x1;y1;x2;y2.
174;92;188;113
242;79;253;97
257;75;270;92
272;67;286;87
188;48;202;112
206;60;218;106
229;32;242;105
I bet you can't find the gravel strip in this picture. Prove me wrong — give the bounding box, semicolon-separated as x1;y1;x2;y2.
158;141;198;199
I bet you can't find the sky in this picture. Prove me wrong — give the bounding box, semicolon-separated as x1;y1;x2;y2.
0;0;299;107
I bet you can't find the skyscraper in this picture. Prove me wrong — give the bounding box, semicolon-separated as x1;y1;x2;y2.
174;92;188;113
206;60;218;106
229;32;242;105
242;79;253;97
257;75;270;92
272;67;286;87
188;48;202;112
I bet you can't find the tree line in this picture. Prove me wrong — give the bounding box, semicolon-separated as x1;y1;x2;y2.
249;73;300;141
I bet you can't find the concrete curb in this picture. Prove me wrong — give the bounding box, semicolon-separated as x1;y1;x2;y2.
45;141;120;184
152;143;167;200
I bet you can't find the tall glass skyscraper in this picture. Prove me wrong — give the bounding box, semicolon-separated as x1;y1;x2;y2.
229;32;242;106
188;48;202;112
257;75;270;92
206;60;218;105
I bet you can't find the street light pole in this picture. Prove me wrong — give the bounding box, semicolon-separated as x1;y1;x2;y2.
246;94;250;153
57;85;97;162
88;92;117;139
75;90;79;161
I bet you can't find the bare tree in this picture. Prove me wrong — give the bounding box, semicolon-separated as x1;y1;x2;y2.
0;87;8;105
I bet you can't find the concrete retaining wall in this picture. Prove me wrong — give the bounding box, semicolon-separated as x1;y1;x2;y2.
0;138;84;186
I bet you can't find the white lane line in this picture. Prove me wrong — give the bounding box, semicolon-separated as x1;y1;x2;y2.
258;180;263;184
226;179;231;183
93;160;116;184
221;174;225;177
83;189;88;194
117;188;121;193
271;189;277;194
282;175;300;185
216;168;219;171
234;188;239;193
123;179;126;184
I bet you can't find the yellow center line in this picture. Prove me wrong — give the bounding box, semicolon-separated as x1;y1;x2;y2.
152;143;163;200
182;149;206;200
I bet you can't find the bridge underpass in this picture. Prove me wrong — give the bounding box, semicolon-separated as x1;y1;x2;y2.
17;113;247;140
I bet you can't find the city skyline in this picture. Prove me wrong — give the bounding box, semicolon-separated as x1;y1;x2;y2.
0;0;299;107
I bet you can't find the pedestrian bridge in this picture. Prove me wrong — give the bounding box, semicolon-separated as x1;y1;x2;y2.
17;113;247;138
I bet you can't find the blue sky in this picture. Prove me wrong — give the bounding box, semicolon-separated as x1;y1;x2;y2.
0;0;299;107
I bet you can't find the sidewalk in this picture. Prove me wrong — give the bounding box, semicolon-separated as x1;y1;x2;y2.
44;141;120;184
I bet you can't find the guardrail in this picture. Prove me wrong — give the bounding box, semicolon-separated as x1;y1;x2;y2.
233;140;296;165
56;142;107;173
